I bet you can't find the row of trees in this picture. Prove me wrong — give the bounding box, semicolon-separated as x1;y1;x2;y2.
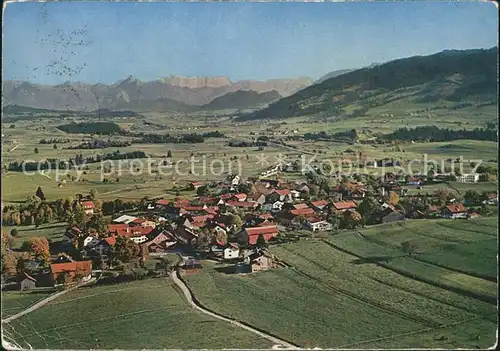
382;125;497;142
127;132;205;144
6;150;148;172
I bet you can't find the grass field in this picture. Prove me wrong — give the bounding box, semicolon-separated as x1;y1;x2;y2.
2;290;56;318
184;218;497;348
2;222;67;249
3;278;273;349
337;217;498;281
2;106;497;204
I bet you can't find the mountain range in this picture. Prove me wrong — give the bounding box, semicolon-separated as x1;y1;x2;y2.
2;76;312;112
3;48;496;117
246;47;497;120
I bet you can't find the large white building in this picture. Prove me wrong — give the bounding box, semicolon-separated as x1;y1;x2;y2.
456;173;479;183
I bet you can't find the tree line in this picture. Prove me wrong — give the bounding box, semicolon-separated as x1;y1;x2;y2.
66;139;132;149
6;150;148;172
382;125;497;142
57;122;122;135
126;132;205;144
39;138;71;144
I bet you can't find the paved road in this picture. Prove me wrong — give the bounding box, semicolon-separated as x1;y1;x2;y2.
2;278;96;324
169;270;299;349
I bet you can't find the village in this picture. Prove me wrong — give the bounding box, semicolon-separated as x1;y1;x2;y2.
2;163;497;292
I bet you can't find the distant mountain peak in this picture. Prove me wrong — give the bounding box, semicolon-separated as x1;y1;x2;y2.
2;75;311;111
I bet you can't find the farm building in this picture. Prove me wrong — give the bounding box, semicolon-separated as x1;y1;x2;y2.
50;259;92;286
456;173;480;183
441;204;468;219
236;225;279;245
382;211;405;224
306;218;332;231
19;272;37;291
80;201;95;215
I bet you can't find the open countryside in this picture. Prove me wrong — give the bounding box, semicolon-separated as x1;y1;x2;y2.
2;2;498;350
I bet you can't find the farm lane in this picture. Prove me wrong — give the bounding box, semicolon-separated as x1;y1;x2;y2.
2;278;96;324
169;270;299;349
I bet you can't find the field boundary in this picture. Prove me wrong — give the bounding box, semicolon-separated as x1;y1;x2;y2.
354;230;497;282
274;247;440;327
333;317;483;348
319;239;497;305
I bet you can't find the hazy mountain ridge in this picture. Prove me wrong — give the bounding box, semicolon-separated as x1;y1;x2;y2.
315;63;379;84
2;75;312;111
246;47;497;120
201;90;281;110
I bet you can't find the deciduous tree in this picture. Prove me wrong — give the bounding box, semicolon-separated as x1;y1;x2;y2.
2;252;17;276
25;237;50;264
389;191;399;206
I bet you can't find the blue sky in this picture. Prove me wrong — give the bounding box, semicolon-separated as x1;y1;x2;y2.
3;1;498;84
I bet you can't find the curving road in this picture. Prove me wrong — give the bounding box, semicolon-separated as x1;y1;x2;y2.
169;270;299;349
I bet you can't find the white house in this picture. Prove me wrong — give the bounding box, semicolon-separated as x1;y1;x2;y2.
482;193;498;205
262;201;284;212
113;215;137;224
231;175;241;186
456;173;480;183
306;219;332;232
129;235;149;244
224;246;240;260
441;204;468;219
82;235;100;248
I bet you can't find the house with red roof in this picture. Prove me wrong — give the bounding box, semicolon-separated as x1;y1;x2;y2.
106;224;153;244
197;196;218;205
129;218;156;229
290;207;316;217
144;231;177;253
204;206;219;214
237;225;279;245
265;189;292;203
189;181;205;190
407;177;423;186
50;260;92;285
332;201;358;212
181;205;206;212
293;203;309;210
80;201;95;215
441;204;468;219
225;200;259;209
232;193;248;202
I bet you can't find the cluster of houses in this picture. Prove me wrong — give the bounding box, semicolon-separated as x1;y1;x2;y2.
8;172;497;291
